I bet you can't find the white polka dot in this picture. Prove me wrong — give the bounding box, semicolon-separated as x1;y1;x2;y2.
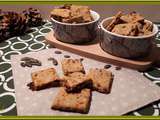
19;106;24;111
131;89;137;94
24;97;30;101
122;102;129;107
143;94;148;98
120;93;127;98
32;103;38;107
111;106;118;112
111;97;116;101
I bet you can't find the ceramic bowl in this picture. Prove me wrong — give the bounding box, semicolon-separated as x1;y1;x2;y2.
51;10;100;44
100;17;158;58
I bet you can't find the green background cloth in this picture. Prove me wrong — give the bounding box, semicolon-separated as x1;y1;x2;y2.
0;20;160;116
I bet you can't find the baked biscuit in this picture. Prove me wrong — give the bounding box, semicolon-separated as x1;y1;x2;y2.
27;68;62;91
111;23;138;36
51;87;91;114
87;68;113;93
63;72;92;92
120;12;144;23
61;59;85;75
70;5;93;22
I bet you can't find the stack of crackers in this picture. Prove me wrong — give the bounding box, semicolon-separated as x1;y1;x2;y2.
106;11;153;36
50;4;93;24
27;59;114;114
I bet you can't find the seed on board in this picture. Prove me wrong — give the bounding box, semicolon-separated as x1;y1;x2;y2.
20;57;42;68
20;62;26;67
48;57;58;66
104;64;111;69
31;62;42;66
25;62;32;67
64;55;70;58
115;66;121;70
80;58;84;61
54;50;62;54
21;57;33;61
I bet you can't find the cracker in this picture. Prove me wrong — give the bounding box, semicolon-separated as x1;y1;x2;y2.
70;5;93;22
61;59;85;75
111;23;138;36
87;68;113;93
63;72;92;92
28;68;62;91
120;12;144;23
51;87;91;114
50;9;71;22
106;11;123;31
62;15;84;23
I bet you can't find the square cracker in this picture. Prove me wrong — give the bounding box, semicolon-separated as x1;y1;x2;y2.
120;12;144;23
111;23;138;36
50;9;71;18
61;59;85;75
51;87;91;114
87;68;113;94
63;72;92;92
70;5;93;22
28;68;61;91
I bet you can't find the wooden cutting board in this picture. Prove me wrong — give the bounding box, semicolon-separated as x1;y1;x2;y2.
45;31;160;71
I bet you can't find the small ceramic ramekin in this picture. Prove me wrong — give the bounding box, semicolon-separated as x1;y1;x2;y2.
51;10;100;44
100;17;158;58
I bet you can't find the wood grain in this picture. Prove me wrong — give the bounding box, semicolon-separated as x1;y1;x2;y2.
45;31;160;71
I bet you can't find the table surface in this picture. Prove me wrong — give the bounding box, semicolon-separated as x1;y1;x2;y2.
0;20;160;116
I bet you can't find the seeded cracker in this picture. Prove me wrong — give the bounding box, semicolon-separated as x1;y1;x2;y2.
27;68;62;91
51;87;91;114
61;59;85;75
87;68;114;94
63;72;92;92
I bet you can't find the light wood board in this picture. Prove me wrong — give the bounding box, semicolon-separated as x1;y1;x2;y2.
45;31;160;71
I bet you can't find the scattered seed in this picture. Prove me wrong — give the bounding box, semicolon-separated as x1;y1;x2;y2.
20;57;42;68
104;64;111;69
31;62;42;66
21;57;33;61
115;66;121;70
55;50;62;54
48;57;58;66
64;55;70;58
20;62;26;67
80;58;84;61
25;62;32;67
27;82;35;91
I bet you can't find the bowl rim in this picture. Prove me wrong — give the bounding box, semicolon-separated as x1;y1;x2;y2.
100;17;159;39
50;10;100;26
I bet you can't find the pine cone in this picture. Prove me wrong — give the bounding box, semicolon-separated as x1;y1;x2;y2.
0;11;11;41
0;11;28;42
23;8;43;27
8;12;27;35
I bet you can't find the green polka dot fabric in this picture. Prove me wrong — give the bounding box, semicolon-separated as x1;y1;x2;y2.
0;21;160;116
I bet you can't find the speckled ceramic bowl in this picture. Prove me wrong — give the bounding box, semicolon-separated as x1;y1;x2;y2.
51;10;100;44
100;17;158;58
